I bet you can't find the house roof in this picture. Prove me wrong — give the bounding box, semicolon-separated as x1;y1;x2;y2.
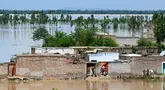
88;52;119;62
121;54;141;57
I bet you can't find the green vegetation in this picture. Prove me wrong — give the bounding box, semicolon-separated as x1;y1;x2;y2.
137;38;157;47
32;27;49;41
131;45;137;54
33;27;118;47
90;36;118;47
0;10;165;14
0;10;150;34
52;88;58;90
152;12;165;52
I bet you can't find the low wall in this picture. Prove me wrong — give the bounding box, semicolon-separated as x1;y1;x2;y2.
94;56;165;76
71;47;158;54
16;54;86;79
130;56;165;75
31;46;158;55
34;47;75;55
94;62;131;75
109;63;131;74
0;63;8;75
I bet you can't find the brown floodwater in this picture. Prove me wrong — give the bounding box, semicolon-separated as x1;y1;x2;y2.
0;80;164;90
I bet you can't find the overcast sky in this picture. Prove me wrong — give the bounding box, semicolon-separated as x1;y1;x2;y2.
0;0;165;10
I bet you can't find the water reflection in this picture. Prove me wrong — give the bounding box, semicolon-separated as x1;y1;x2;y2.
86;81;96;90
8;83;16;90
86;81;109;90
162;81;165;90
0;80;163;90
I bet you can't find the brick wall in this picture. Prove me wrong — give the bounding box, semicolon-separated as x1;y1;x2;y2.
16;54;86;79
130;56;165;75
0;63;8;75
109;63;131;74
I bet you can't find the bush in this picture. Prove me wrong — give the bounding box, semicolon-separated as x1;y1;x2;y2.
160;44;165;51
36;27;118;47
137;38;157;46
43;31;75;47
90;36;118;47
131;45;137;54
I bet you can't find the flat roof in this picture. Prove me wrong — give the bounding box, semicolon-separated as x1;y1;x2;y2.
16;54;64;57
121;54;142;57
31;46;158;49
86;62;97;64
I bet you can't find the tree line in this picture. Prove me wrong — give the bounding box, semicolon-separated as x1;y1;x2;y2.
0;11;151;35
0;10;165;14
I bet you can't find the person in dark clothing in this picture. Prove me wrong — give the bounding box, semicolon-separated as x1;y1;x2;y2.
92;67;96;77
146;69;149;76
101;66;105;75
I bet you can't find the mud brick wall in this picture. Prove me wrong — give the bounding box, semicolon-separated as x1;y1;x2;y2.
16;54;86;79
0;63;8;75
130;56;165;75
109;63;131;74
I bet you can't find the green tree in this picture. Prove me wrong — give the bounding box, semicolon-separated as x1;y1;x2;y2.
52;16;57;24
137;38;157;46
20;15;27;24
128;16;137;37
152;12;165;52
43;31;75;47
30;13;36;25
74;16;84;26
32;27;49;41
9;15;13;25
60;14;64;21
36;11;48;24
13;14;19;26
74;27;95;46
90;36;118;47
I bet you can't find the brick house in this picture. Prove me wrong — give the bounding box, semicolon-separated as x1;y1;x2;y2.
15;54;86;79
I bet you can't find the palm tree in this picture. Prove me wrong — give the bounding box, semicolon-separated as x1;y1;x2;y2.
128;16;137;37
9;15;13;25
13;14;19;26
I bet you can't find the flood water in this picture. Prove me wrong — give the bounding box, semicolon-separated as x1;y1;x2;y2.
0;80;164;90
0;14;153;62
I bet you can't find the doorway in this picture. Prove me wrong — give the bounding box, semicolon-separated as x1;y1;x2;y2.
8;63;16;76
162;62;165;74
100;62;108;75
86;63;96;77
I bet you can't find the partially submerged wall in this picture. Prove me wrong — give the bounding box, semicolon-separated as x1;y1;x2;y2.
16;54;86;79
130;56;165;75
109;63;131;74
0;63;8;75
101;56;165;75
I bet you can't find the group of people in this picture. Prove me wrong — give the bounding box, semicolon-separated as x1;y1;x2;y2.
142;69;154;76
88;65;107;77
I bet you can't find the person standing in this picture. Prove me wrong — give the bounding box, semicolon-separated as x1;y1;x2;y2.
92;67;96;77
90;67;93;76
101;66;105;75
